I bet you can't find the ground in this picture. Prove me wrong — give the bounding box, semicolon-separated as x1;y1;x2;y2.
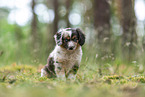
0;63;145;97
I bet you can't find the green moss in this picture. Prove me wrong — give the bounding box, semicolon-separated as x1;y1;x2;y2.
128;76;145;83
0;64;37;73
102;75;124;80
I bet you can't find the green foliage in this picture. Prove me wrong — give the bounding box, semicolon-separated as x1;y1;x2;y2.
0;20;53;66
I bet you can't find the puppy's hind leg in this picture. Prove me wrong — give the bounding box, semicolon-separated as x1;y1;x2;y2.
41;65;56;78
41;57;56;78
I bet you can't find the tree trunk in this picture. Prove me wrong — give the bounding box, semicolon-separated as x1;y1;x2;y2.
120;0;137;61
31;0;38;48
94;0;111;70
53;0;59;34
94;0;111;44
65;0;71;27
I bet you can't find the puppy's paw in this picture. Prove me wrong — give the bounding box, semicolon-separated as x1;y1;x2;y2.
57;74;66;81
67;73;76;80
41;68;47;77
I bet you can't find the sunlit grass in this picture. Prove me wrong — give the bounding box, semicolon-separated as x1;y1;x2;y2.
0;63;145;97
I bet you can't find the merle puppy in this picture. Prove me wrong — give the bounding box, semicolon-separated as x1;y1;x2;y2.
41;28;85;80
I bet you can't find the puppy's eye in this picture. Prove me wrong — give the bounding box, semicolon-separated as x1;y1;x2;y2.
65;39;69;42
73;38;77;42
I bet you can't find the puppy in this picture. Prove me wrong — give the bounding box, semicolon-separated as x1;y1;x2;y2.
41;28;85;80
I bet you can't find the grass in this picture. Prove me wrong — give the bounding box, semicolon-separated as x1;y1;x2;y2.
0;63;145;97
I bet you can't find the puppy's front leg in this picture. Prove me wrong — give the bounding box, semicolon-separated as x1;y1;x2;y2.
55;63;66;80
67;65;79;80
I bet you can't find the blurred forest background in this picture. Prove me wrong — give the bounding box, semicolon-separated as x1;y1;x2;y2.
1;1;145;97
0;0;145;68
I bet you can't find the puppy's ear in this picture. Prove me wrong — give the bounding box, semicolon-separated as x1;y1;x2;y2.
54;30;63;46
76;28;85;46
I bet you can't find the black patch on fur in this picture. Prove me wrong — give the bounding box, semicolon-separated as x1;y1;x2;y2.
57;66;62;70
56;33;61;40
44;57;56;78
76;28;85;46
71;30;79;42
55;31;62;46
66;65;79;78
62;37;69;49
72;65;79;74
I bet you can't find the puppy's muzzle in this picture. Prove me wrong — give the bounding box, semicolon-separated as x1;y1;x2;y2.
68;46;75;50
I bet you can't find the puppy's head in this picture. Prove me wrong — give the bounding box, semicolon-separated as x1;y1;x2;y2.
54;28;85;51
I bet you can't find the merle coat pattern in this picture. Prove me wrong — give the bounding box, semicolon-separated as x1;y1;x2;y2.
41;28;85;80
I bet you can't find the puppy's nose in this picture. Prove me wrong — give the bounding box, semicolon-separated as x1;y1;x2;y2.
69;46;75;50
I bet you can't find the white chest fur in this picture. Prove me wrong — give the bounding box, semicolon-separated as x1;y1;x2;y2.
50;45;82;69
